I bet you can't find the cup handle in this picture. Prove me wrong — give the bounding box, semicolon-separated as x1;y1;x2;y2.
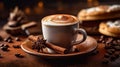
73;28;87;45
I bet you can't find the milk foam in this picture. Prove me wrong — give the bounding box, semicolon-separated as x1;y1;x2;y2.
42;14;79;26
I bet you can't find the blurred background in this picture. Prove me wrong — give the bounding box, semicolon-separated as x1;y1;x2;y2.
0;0;120;24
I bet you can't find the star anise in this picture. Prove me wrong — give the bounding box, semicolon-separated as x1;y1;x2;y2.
32;37;46;52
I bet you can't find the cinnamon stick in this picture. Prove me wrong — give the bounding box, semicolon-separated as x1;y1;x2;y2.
28;35;68;54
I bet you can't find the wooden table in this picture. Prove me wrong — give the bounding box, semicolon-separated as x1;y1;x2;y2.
0;29;119;67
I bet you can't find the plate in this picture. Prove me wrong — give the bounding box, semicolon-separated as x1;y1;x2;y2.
21;34;98;59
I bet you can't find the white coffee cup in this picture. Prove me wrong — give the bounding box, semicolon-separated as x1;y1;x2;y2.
41;14;87;49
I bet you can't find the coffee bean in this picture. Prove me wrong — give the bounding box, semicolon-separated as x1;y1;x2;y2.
13;45;20;48
112;40;118;45
7;39;13;43
102;40;106;44
106;50;113;55
109;49;115;53
1;46;8;51
100;35;105;39
117;40;120;44
102;58;109;64
15;37;21;41
111;43;118;46
114;52;120;58
98;35;109;43
110;55;117;61
106;37;113;44
104;53;110;58
15;53;24;58
113;46;120;51
0;43;4;47
97;38;103;43
4;44;9;48
105;44;113;49
4;36;12;42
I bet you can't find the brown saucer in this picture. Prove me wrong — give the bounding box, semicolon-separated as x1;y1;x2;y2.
21;34;98;59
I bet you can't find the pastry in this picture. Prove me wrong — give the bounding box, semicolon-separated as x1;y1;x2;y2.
78;5;120;21
77;5;120;34
99;20;120;38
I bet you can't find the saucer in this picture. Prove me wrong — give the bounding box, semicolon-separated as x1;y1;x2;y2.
21;34;98;59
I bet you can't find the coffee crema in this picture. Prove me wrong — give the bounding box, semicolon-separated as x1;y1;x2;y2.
42;14;79;26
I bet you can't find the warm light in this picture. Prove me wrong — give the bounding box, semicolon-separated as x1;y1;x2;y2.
24;7;31;15
87;0;99;7
38;1;44;8
0;2;4;10
34;1;44;14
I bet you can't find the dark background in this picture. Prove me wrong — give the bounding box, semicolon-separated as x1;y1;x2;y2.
0;0;120;26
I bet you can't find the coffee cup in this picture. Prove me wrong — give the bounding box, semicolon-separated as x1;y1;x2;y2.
41;14;87;49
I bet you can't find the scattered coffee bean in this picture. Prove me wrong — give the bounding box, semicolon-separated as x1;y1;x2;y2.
106;50;113;55
0;44;9;51
0;43;4;47
98;35;106;43
15;53;24;58
102;58;109;64
112;40;118;45
1;46;8;51
4;44;9;48
7;39;13;43
15;37;21;41
98;35;120;63
110;55;117;61
104;53;110;58
113;46;120;51
13;45;20;48
4;36;13;42
106;37;113;44
105;44;113;49
109;49;115;53
117;40;120;44
111;43;118;46
100;35;105;39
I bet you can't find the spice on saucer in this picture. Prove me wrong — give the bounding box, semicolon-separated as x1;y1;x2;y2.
28;35;55;53
32;37;46;52
28;35;69;54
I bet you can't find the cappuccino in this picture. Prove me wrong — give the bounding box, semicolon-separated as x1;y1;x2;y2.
41;14;87;49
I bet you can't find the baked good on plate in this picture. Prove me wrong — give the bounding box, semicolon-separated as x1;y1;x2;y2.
99;20;120;37
77;5;120;34
78;5;120;21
